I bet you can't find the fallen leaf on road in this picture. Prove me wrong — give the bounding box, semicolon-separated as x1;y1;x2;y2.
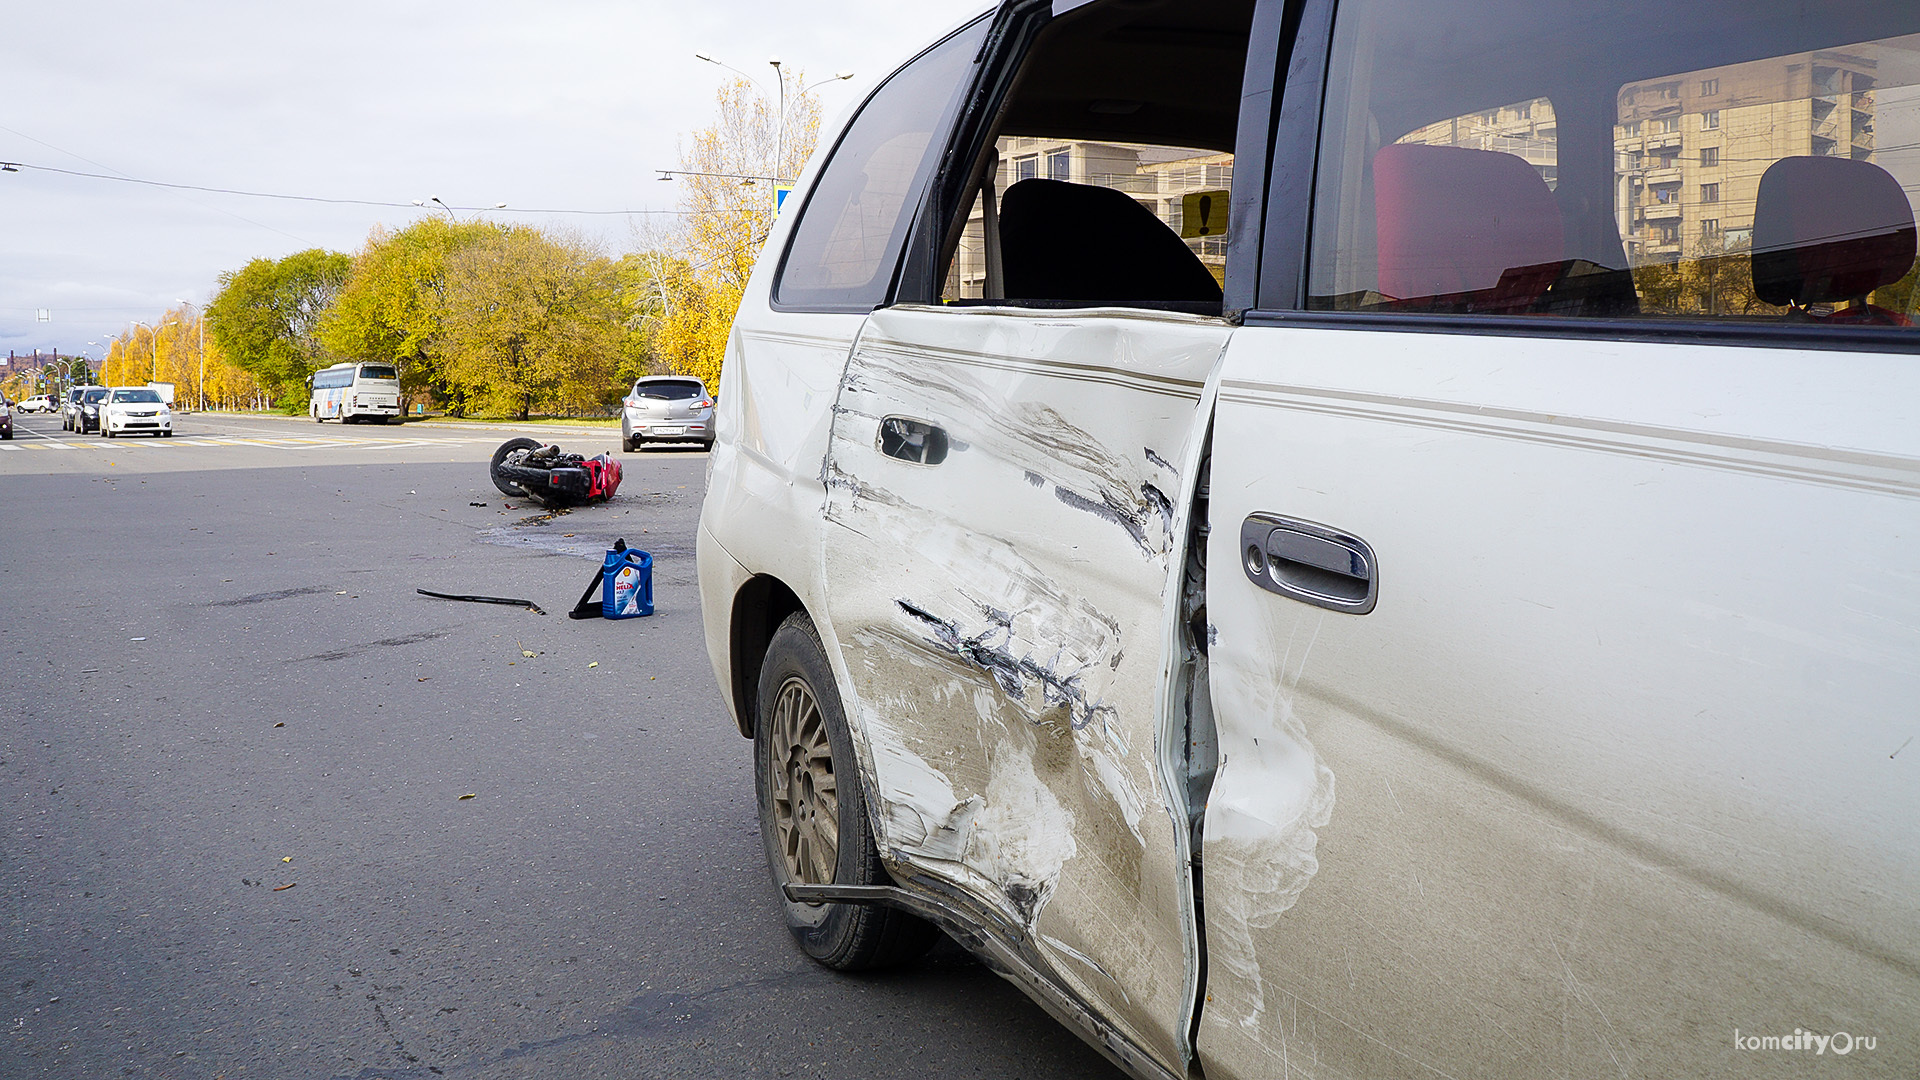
417;677;430;682
522;650;537;658
273;883;296;892
459;793;476;800
587;661;599;668
274;722;285;728
281;857;292;863
336;591;348;595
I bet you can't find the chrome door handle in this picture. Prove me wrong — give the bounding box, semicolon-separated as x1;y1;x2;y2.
1240;514;1377;614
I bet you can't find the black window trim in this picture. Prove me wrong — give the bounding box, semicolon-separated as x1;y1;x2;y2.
894;0;1052;307
1250;0;1920;355
768;10;999;315
900;0;1288;314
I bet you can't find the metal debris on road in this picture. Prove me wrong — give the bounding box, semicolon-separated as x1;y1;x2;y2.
417;589;546;615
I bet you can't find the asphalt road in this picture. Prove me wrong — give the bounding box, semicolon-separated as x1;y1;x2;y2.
1;411;1121;1079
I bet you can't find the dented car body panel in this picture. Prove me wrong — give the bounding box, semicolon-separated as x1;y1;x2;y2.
818;304;1227;1064
697;0;1920;1076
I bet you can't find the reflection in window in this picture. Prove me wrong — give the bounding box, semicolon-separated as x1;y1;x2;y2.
773;18;989;310
1306;0;1920;326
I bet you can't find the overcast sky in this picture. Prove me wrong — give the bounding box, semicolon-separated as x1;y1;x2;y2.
0;0;990;361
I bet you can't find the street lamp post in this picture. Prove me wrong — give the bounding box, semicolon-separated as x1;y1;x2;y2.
132;320;177;384
769;56;786;183
698;52;851;206
413;197;508;223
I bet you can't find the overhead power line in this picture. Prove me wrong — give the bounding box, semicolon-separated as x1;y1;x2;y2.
0;160;709;216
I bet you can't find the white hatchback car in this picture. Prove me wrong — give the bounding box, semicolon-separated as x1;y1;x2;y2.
698;2;1919;1078
101;387;172;437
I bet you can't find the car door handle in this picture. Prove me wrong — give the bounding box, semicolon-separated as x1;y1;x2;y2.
1240;514;1377;614
878;417;950;465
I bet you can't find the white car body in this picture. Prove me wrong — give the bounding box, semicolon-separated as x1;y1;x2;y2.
101;387;172;437
698;2;1920;1077
17;395;55;414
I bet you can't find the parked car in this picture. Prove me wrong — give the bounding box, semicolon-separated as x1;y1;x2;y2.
73;387;109;434
16;394;54;414
62;385;103;431
1;398;11;440
696;2;1920;1078
620;376;713;451
100;387;172;437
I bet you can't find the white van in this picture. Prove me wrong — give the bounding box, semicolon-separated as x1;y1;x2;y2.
698;2;1919;1078
308;362;401;424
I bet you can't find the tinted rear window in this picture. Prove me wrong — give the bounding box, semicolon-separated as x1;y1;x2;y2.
358;365;398;381
634;381;705;400
773;17;990;311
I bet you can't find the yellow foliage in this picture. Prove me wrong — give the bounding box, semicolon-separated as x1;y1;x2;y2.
650;74;824;392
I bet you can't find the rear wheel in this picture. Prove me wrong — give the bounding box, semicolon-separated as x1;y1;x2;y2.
489;437;543;498
756;612;938;970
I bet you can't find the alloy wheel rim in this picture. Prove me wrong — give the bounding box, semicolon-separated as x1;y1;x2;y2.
769;675;838;885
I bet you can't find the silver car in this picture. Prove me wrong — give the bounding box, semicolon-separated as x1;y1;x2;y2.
620;376;713;452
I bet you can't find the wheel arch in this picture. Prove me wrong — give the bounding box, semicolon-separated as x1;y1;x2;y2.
729;574;806;738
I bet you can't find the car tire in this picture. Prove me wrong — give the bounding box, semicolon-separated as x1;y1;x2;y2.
489;437;543;498
624;436;640;453
755;612;939;971
103;425;113;438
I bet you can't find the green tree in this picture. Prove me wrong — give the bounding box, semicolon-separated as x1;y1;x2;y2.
319;219;496;412
437;227;625;420
206;248;351;406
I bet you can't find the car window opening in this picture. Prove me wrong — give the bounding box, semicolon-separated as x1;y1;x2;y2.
939;0;1254;315
1308;0;1920;328
635;381;706;401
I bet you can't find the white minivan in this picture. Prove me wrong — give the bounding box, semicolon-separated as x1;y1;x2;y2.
698;2;1919;1077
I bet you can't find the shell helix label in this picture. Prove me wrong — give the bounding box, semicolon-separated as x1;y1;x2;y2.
611;565;643;616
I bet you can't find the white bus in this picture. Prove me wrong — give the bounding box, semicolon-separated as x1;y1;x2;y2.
308;362;401;424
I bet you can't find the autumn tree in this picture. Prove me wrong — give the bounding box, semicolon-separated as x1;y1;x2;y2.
657;73;826;392
319;218;497;411
436;226;625;420
206;248;351;406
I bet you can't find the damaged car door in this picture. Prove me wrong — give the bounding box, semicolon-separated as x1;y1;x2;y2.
814;0;1260;1070
821;305;1225;1068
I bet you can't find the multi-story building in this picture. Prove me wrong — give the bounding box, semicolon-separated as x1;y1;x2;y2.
1398;47;1919;270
